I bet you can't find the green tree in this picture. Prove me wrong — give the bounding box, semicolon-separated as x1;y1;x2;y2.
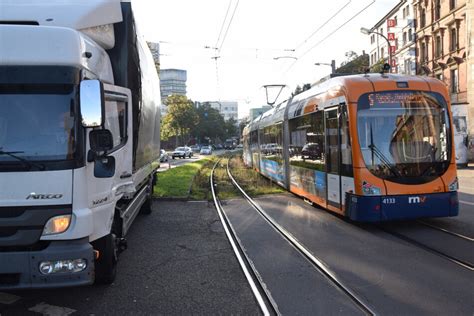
191;103;226;144
162;95;198;146
335;51;369;74
224;117;239;139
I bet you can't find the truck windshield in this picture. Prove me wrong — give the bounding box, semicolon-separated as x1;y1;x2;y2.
357;91;451;184
0;85;77;163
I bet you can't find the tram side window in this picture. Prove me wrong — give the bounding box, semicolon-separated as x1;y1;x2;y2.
258;128;264;152
289;111;325;171
250;130;258;150
262;123;283;162
340;105;354;176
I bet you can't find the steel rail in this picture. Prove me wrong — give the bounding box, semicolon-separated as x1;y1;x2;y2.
210;159;275;316
226;158;377;316
416;220;474;242
378;226;474;271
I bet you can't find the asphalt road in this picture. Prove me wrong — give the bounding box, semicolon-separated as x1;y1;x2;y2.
0;201;260;315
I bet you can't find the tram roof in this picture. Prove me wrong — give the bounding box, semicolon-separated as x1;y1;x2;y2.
247;73;446;129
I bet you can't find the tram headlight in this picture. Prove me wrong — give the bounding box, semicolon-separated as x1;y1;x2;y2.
362;181;381;196
448;177;459;191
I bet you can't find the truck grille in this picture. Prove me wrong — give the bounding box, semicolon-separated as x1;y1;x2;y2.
0;205;71;249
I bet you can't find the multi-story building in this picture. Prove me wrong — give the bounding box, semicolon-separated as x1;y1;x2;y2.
249;106;272;120
147;41;160;72
367;0;416;74
414;0;469;161
467;0;474;151
160;68;187;114
196;101;239;121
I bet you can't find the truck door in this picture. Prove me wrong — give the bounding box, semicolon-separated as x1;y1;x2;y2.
325;107;341;210
85;84;133;236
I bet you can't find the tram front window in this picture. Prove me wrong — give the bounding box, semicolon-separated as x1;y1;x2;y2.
357;91;451;184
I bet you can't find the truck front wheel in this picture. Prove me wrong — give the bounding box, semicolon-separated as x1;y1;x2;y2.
94;232;118;284
140;175;154;215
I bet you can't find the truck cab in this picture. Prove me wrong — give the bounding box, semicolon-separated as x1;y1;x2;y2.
0;0;161;288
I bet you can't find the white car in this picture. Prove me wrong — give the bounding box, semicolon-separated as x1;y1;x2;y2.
172;146;193;159
200;145;212;155
159;149;169;162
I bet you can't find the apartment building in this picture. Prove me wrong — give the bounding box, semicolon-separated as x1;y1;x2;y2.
367;0;416;74
415;0;468;119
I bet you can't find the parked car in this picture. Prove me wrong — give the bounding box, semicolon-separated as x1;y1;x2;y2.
172;146;193;159
200;145;212;155
301;143;322;160
190;144;201;153
215;144;223;150
263;143;279;155
159;149;169;162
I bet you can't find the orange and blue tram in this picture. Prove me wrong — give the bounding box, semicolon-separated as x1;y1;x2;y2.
242;74;459;221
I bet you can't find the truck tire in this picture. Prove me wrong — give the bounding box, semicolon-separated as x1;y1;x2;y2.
94;232;118;284
140;176;154;215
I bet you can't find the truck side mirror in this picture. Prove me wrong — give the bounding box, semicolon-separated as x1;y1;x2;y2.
88;129;114;162
89;129;114;152
80;80;104;127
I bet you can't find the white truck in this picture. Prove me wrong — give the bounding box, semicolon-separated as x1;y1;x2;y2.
0;0;161;288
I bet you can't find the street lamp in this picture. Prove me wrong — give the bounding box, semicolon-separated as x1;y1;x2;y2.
314;60;336;74
360;27;392;68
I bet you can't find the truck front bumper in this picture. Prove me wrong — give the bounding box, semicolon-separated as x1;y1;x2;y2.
0;238;94;289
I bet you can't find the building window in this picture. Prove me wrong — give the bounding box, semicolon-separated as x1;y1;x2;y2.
434;0;441;20
408;29;413;41
450;0;456;11
420;9;426;28
450;27;457;51
380;27;383;34
381;47;385;59
406;5;410;16
450;69;458;93
403;7;406;18
403;32;407;46
435;35;442;57
436;73;443;81
371;34;375;44
420;42;426;62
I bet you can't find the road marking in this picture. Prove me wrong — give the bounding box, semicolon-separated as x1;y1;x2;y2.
460;200;474;206
0;292;21;305
29;302;76;316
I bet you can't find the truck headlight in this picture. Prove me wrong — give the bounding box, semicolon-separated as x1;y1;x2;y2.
42;215;71;236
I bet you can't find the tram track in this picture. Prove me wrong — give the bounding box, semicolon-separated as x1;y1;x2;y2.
416;220;474;242
378;221;474;271
210;158;276;316
223;157;377;316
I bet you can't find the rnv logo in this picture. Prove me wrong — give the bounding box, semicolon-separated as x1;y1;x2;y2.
408;196;426;204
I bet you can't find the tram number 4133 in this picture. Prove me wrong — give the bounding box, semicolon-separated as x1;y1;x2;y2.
382;198;396;204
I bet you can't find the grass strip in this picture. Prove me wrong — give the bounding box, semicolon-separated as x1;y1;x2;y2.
154;158;211;198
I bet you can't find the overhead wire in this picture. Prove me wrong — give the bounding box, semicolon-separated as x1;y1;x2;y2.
218;0;240;53
215;0;233;49
294;0;352;51
285;0;376;73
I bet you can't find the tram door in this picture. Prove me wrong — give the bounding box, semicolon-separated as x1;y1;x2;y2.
325;108;341;210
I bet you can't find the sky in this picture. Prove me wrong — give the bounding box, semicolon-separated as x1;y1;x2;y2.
132;0;399;119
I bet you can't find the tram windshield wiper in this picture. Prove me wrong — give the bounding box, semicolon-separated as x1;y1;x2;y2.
0;148;45;170
369;126;401;178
